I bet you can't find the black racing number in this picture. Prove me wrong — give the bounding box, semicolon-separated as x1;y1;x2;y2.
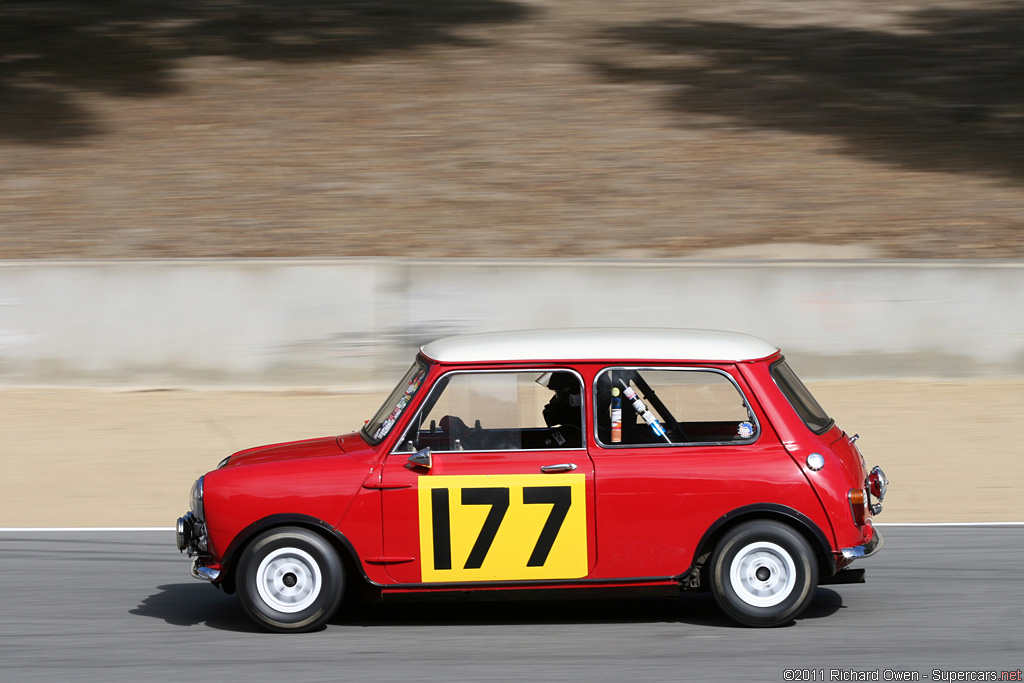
523;486;572;567
431;488;452;570
460;487;510;569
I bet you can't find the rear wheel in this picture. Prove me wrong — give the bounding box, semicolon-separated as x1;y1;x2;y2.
708;520;817;627
236;526;344;633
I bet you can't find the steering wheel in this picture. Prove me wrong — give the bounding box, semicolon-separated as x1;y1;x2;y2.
438;415;482;450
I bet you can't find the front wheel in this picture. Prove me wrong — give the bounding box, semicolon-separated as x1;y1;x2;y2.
708;520;818;627
236;526;344;633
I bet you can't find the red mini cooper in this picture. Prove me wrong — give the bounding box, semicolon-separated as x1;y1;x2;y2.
176;328;886;632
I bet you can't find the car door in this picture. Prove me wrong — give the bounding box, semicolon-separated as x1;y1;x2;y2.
587;365;796;579
377;368;597;585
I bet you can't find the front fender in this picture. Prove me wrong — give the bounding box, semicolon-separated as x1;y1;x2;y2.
216;513;369;593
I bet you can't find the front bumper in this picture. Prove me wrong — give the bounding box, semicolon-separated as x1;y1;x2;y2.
190;557;221;582
841;524;884;560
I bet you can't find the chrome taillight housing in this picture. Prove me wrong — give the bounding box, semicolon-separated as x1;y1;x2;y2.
867;466;888;502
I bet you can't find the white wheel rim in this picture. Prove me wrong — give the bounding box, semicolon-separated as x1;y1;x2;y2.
729;541;797;608
255;547;322;614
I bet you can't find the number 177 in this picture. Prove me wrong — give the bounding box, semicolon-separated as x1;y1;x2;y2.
430;486;572;571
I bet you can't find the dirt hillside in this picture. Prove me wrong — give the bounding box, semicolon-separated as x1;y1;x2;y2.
1;0;1021;259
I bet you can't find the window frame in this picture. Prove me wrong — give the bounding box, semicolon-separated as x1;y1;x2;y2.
391;367;588;454
591;365;761;449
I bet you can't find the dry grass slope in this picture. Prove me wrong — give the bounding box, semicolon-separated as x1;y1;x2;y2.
1;0;1021;259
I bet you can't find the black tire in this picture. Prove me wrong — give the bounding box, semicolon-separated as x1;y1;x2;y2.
236;526;344;633
708;520;818;627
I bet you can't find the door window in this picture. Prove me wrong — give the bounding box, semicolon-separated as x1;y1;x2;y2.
397;370;585;452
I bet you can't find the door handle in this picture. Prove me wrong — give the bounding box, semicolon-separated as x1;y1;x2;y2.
540;463;577;473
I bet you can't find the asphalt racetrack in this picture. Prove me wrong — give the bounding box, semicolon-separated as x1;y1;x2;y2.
2;526;1021;683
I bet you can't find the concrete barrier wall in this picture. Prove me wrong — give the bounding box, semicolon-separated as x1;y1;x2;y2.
1;258;1022;387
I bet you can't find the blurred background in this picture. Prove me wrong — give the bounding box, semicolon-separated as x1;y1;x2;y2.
1;0;1021;258
1;0;1022;526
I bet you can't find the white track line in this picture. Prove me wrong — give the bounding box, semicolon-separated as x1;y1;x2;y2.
2;522;1024;532
0;527;173;532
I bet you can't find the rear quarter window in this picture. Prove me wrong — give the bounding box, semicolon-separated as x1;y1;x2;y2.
594;367;758;447
770;360;834;434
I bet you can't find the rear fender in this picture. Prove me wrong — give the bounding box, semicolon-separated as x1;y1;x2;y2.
686;503;836;589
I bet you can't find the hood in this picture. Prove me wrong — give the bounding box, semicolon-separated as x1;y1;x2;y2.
336;431;373;454
224;435;344;468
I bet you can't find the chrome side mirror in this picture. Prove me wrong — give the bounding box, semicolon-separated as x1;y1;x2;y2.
407;447;432;470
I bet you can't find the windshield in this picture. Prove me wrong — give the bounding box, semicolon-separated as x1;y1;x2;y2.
770;359;834;434
363;360;428;445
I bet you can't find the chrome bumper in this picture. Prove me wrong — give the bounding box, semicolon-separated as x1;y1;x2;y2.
190;558;221;582
841;526;884;560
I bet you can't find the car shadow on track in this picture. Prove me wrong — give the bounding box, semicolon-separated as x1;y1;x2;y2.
131;582;265;633
333;588;844;629
131;583;844;632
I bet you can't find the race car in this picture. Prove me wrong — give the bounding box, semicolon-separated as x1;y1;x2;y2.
176;328;886;632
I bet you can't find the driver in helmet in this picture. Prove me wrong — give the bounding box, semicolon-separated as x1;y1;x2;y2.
538;371;583;448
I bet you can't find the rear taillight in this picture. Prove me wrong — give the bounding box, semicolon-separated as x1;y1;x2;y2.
867;466;888;502
849;488;867;526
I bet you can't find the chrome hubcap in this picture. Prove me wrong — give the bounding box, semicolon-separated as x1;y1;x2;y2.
256;547;322;613
730;541;797;607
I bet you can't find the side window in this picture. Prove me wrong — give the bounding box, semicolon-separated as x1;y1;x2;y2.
770;359;834;434
594;368;757;447
398;371;584;452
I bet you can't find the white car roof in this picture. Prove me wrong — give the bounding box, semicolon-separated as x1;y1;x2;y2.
420;328;778;364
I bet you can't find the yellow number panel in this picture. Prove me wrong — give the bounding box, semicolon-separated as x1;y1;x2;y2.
417;474;588;583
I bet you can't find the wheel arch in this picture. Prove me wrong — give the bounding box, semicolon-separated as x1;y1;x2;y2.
687;504;836;589
218;514;368;595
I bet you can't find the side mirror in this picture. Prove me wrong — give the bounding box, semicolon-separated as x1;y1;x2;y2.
407;447;432;470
